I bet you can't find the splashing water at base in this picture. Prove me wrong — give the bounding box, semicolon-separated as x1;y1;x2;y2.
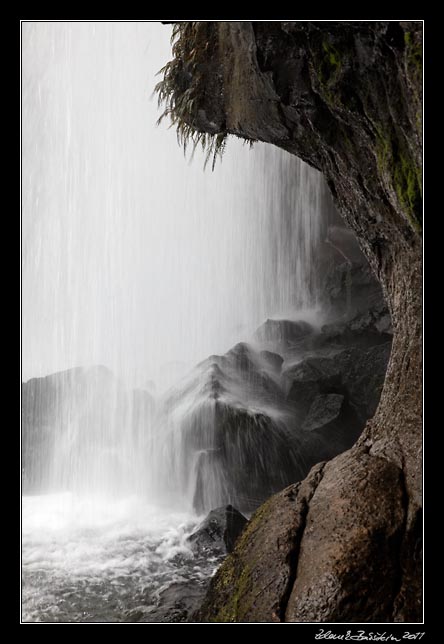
22;494;215;623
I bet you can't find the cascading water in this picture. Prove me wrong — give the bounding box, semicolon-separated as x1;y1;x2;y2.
21;22;336;622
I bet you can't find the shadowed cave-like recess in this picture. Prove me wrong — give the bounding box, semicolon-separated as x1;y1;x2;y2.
154;20;422;622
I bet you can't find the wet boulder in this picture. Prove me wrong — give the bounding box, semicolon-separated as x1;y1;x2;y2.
282;356;342;412
302;393;345;432
188;505;249;555
254;319;313;345
282;341;391;424
259;350;284;373
190;401;304;515
320;313;392;350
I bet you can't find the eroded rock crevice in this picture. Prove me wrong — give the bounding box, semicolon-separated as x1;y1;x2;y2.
194;461;327;622
276;461;326;621
284;449;406;622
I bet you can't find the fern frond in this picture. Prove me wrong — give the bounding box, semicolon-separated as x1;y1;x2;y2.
154;21;230;171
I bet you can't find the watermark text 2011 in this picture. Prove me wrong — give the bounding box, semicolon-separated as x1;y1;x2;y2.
315;630;426;642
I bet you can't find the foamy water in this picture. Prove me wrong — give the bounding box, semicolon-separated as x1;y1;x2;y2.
22;494;214;622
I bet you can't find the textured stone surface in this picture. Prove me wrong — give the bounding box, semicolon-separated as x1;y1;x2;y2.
195;462;326;622
302;393;345;431
342;342;393;420
188;505;248;555
285;450;405;622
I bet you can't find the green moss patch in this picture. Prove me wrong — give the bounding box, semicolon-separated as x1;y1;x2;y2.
376;129;422;234
312;39;344;109
404;31;422;74
320;40;342;83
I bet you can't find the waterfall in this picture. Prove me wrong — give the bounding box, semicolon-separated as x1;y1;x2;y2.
22;22;327;504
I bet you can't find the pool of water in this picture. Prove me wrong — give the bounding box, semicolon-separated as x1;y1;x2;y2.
22;494;220;622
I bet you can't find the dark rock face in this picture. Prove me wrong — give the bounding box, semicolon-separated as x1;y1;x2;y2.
162;265;391;516
302;393;345;431
124;580;210;624
284;341;392;425
285;451;406;622
342;342;392;421
190;401;303;515
147;581;209;623
321;305;393;349
254;319;313;345
161;21;422;622
188;505;248;555
284;356;341;407
284;361;326;411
